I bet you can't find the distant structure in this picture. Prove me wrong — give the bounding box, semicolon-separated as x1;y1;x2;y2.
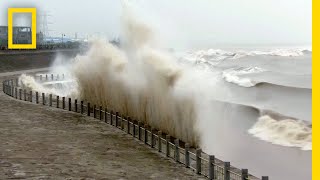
0;26;8;48
38;12;52;40
1;26;32;45
0;26;43;49
12;26;32;44
110;37;121;47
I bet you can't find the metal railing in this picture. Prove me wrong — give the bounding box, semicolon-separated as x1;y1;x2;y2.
2;74;269;180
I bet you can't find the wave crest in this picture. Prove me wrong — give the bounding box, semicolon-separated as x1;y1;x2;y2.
248;115;311;150
182;48;311;66
222;67;266;87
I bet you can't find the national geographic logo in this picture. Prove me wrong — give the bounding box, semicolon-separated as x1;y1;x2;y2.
8;8;37;49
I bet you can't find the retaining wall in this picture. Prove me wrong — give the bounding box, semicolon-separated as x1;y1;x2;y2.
0;50;79;73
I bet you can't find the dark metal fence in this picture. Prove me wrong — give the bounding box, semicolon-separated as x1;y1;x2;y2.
2;75;269;180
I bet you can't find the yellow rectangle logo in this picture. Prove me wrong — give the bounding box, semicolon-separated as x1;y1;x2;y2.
8;8;37;49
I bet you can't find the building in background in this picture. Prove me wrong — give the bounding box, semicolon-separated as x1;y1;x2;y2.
0;26;46;49
0;26;8;49
12;26;32;44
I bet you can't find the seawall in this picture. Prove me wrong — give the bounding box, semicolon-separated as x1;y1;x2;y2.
0;49;79;73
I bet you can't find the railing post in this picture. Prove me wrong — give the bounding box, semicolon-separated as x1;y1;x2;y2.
158;131;162;152
75;99;78;112
208;155;215;180
262;176;269;180
62;74;65;80
9;85;11;96
151;128;155;148
87;103;90;116
174;139;179;162
185;143;190;168
19;89;22;100
62;97;65;109
104;108;107;123
115;112;119;127
121;115;124;130
68;98;71;111
24;89;26;101
36;92;39;104
57;96;60;108
166;135;170;157
196;149;202;175
133;120;136;137
99;106;102;120
110;110;113;125
93;105;96;118
29;91;32;102
45;74;48;80
224;162;231;180
241;169;248;180
81;101;84;114
144;124;148;145
42;93;45;105
127;116;130;133
49;94;52;106
15;88;17;99
51;74;54;80
138;122;142;140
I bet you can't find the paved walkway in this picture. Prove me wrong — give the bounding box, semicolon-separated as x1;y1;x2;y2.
0;72;202;180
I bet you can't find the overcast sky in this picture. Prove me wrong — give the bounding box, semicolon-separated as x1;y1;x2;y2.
0;0;312;49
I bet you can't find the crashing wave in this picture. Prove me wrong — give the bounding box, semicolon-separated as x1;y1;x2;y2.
182;48;311;67
248;115;311;150
222;67;266;87
19;74;78;97
182;49;236;66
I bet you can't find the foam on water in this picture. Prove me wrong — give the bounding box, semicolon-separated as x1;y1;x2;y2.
182;48;311;67
222;67;266;87
248;115;311;150
19;74;78;98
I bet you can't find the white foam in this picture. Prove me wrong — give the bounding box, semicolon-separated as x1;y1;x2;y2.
182;49;236;66
248;115;312;150
222;67;266;87
18;74;78;98
181;48;311;67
